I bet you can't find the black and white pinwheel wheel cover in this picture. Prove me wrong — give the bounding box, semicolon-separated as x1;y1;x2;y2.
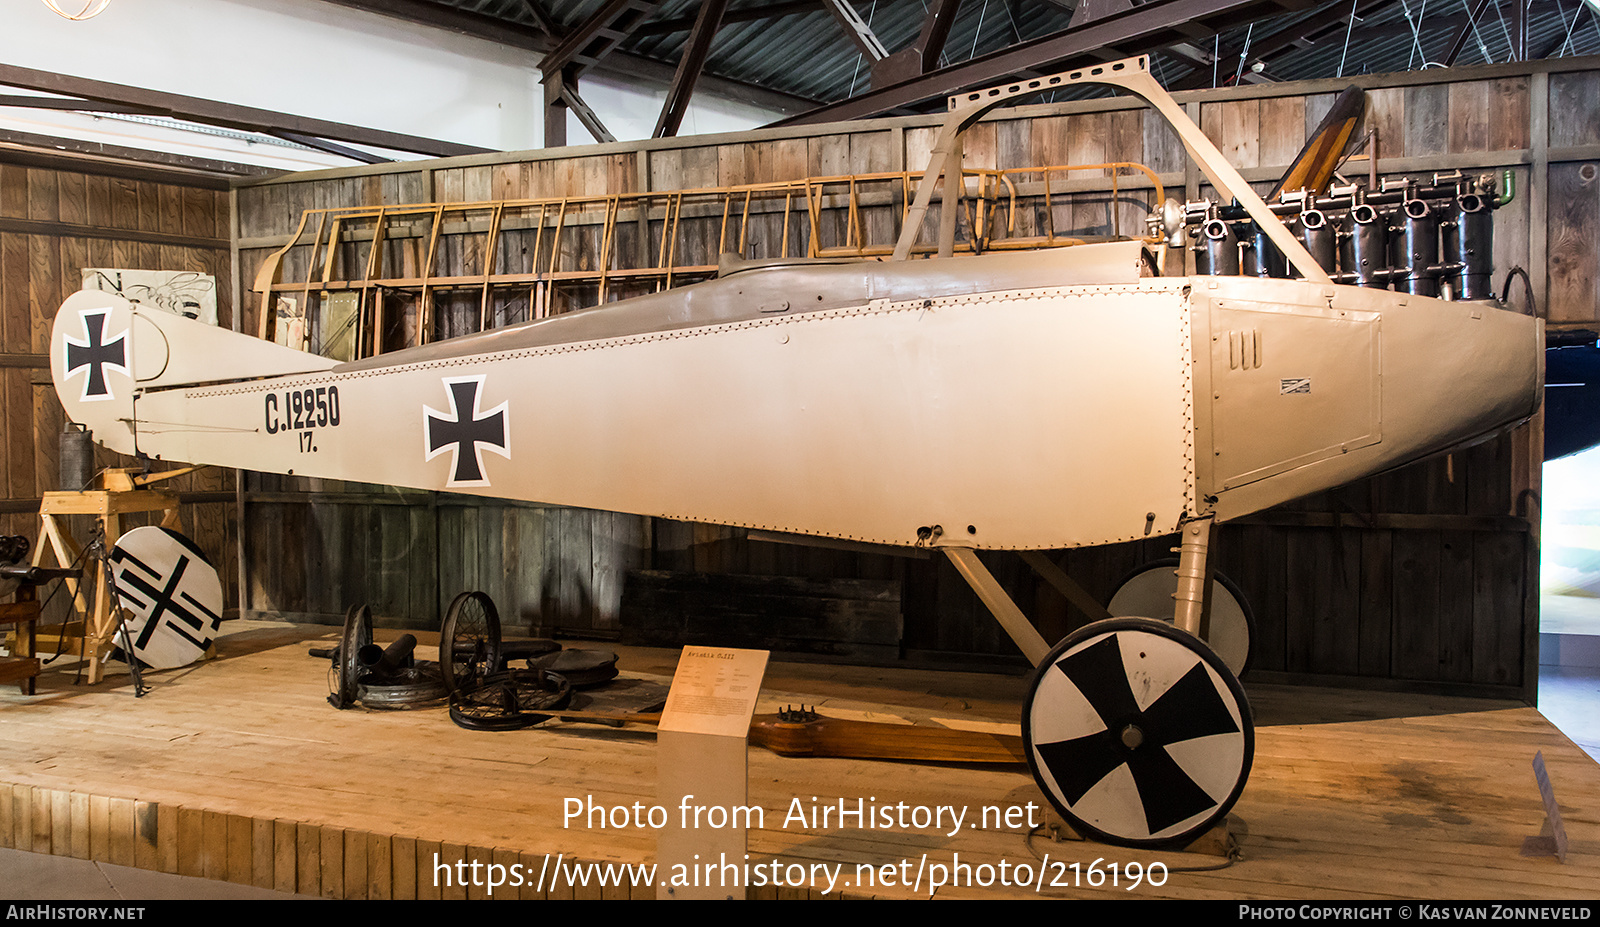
1023;617;1254;848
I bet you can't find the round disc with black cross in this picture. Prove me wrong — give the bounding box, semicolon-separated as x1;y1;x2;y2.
1107;559;1255;676
1023;616;1254;849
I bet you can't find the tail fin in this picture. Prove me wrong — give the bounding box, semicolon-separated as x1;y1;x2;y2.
51;290;336;458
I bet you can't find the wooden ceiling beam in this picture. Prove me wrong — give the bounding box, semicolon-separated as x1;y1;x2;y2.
0;62;491;158
776;0;1311;125
655;0;731;138
317;0;818;113
822;0;891;61
1167;0;1400;89
0;127;273;187
539;0;663;78
873;0;964;86
516;0;565;38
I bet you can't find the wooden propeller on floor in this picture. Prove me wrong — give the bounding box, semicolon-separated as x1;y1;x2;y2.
540;705;1026;764
749;706;1025;764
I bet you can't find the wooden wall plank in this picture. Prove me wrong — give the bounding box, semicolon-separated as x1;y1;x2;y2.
1489;77;1531;150
745;139;809;184
438;841;467;900
1545;160;1599;324
1141;108;1183;175
652;147;718;192
1403;84;1449;157
1449;82;1491;153
1438;530;1476;681
395;834;421;900
1358;529;1394;677
226;813;252;885
58;173;87;227
2;786;20;851
199;809;226;882
1392;531;1442;680
1548;70;1600;148
136;181;161;232
108;178;139;231
28;234;60;353
850;131;894;173
962;122;998;172
1491;166;1532;313
28;170;59;223
108;798;135;867
318;825;342;899
807;135;851;177
66;791;87;860
343;828;368;900
716;144;747;188
0;165;26;218
275;819;298;894
1473;531;1525;687
994;119;1030;171
178;806;203;877
2;232;28;354
369;832;393;900
30;787;50;854
1203;100;1261;169
296;822;321;896
1258;95;1306;168
252;817;275;889
11;786;30;852
134;801;158;871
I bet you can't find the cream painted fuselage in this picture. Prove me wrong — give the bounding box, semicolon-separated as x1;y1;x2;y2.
51;239;1541;553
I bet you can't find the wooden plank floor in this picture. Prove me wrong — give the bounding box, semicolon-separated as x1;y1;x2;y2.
1;620;1596;899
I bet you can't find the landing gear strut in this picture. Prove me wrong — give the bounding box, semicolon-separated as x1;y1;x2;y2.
944;516;1255;849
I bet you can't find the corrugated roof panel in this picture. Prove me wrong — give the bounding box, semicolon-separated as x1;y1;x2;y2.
410;0;1600;111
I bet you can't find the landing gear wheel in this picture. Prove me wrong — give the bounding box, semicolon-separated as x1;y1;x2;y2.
331;604;373;709
1023;616;1254;849
441;591;501;696
1107;559;1255;675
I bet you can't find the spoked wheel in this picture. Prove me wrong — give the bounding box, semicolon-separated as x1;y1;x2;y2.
440;591;502;696
449;670;572;731
1023;616;1254;849
1107;559;1255;676
331;604;374;709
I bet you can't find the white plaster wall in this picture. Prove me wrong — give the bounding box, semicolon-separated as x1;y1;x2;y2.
3;0;788;169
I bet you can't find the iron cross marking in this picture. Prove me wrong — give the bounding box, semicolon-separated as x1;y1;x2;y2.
1034;634;1240;835
424;376;510;487
64;309;128;401
112;547;222;650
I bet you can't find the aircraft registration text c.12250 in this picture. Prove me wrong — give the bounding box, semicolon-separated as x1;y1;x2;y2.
50;57;1543;850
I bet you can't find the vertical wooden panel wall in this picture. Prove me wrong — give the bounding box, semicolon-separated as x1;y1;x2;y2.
231;58;1600;699
0;159;238;611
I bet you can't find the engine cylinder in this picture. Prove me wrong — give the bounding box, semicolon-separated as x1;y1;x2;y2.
1448;192;1495;300
1200;218;1240;276
1399;198;1440;297
1349;203;1388;288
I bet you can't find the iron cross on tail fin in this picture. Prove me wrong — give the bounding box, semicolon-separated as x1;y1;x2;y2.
52;291;337;463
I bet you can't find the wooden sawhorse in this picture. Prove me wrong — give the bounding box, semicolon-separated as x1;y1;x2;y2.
30;469;186;685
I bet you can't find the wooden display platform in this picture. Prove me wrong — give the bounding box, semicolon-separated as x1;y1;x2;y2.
0;620;1595;900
